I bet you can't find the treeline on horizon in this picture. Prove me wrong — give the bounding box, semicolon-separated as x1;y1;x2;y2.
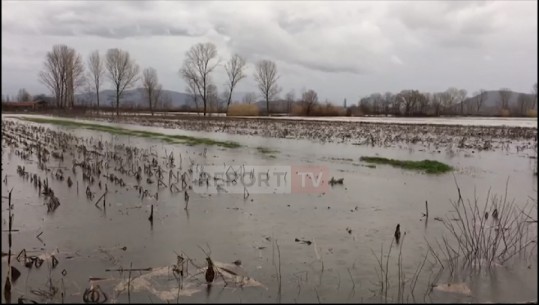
2;42;537;118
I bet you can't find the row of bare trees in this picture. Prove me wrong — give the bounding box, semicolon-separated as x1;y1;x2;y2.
357;88;466;117
39;45;85;109
38;42;283;117
180;42;281;116
357;86;537;117
1;89;33;103
39;44;168;116
36;43;537;117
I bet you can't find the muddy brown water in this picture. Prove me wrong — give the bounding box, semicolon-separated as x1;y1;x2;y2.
1;115;537;303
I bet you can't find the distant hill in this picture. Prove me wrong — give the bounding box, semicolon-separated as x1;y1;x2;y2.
76;88;191;109
76;88;254;109
459;90;536;115
38;88;537;116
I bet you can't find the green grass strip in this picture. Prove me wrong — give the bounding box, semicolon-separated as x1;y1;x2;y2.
20;117;241;148
360;156;453;174
256;147;279;154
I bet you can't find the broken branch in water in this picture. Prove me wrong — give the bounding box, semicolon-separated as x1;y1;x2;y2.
244;187;249;200
94;191;107;207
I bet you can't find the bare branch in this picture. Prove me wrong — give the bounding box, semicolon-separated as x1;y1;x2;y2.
87;50;105;110
254;59;281;116
142;67;160;115
224;54;247;113
105;48;140;116
179;42;219;116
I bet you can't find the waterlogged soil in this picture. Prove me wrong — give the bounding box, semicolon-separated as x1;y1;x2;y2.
1;115;537;303
47;113;538;152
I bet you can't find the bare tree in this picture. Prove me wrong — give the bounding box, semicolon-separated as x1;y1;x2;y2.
285;90;295;114
382;92;394;116
39;44;85;109
359;97;372;115
254;59;280;115
186;79;200;114
66;50;85;108
301;89;318;115
456;89;467;115
369;93;383;115
517;94;532;116
17;88;31;102
87;50;105;111
40;47;64;108
396;90;416;116
105;48;140;116
473;89;487;115
416;92;430;115
439;87;461;115
142;67;160;116
498;88;511;110
224;54;246;113
243;92;257;104
180;42;219;116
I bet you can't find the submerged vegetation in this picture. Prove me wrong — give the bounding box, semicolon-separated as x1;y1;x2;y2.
19;117;241;148
360;156;453;174
0;117;536;303
256;146;278;158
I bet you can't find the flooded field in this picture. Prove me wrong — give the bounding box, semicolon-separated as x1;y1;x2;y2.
90;112;539;128
1;114;537;303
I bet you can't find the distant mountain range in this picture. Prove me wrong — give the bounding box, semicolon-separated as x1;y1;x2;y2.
458;90;536;115
76;88;252;109
8;87;536;116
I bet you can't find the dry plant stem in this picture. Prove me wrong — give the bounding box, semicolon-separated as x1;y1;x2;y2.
4;189;14;304
347;268;356;294
272;240;282;303
128;262;132;303
371;246;384;297
397;235;405;303
384;238;394;302
314;287;321;303
433;178;536;272
409;250;429;302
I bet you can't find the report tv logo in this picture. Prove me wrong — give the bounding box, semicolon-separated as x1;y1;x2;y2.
190;165;330;194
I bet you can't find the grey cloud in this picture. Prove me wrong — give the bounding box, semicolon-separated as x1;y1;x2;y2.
39;21;206;39
1;1;536;101
390;1;501;49
215;10;378;74
276;13;318;35
2;1;207;39
295;60;364;74
437;35;482;49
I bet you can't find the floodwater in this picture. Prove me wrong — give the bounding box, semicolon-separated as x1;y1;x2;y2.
1;115;537;303
239;115;539;128
93;112;538;128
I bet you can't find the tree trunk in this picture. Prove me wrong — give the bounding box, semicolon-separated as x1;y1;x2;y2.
266;94;269;116
226;91;233;114
203;78;207;117
149;91;153;116
96;84;100;115
116;85;120;116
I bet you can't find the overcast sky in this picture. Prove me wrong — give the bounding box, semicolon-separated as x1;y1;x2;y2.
2;1;537;103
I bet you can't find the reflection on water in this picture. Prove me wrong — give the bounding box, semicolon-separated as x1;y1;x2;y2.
1;117;537;303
